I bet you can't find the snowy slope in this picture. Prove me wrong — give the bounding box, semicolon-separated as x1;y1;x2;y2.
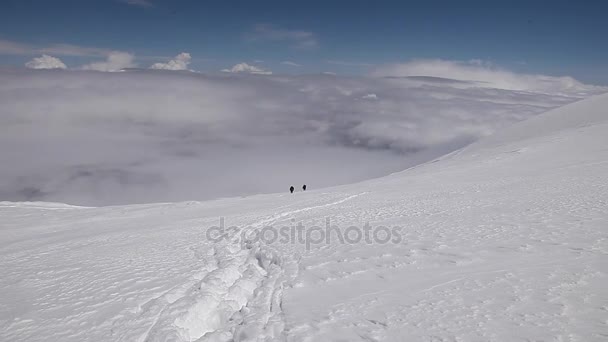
1;93;607;341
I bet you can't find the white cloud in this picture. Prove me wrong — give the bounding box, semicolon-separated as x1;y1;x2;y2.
0;63;603;205
81;51;137;72
362;93;378;100
25;55;67;69
149;52;191;71
371;59;601;94
221;63;272;75
248;24;318;49
281;61;302;67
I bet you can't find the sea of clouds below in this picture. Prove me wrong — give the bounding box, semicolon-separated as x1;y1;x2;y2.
0;63;605;206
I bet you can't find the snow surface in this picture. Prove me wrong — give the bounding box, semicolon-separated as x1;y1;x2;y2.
1;93;608;341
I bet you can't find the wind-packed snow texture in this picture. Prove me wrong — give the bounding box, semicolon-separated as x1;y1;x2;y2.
1;92;607;341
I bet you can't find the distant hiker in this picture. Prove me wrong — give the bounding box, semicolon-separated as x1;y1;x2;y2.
302;184;307;191
290;186;294;193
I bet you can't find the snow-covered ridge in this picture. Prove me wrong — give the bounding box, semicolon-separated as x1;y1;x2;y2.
464;93;608;151
1;93;607;341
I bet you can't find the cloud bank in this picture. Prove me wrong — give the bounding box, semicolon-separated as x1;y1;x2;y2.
371;59;599;94
0;62;604;205
150;52;191;71
25;55;67;69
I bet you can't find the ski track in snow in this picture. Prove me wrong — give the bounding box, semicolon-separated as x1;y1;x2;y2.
2;94;608;341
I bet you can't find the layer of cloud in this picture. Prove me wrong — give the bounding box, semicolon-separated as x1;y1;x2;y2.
0;63;604;205
81;51;137;72
247;24;318;49
221;63;272;75
40;44;113;57
327;60;374;67
0;38;113;57
25;55;67;69
371;59;601;94
281;61;302;67
0;39;31;55
150;52;191;71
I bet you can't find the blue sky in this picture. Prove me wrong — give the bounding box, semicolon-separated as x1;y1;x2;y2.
1;0;607;83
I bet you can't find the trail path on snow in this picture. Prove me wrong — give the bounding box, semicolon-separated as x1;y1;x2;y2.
0;192;368;342
135;192;367;341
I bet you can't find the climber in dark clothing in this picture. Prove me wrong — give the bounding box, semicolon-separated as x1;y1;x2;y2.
290;186;294;193
302;184;307;191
